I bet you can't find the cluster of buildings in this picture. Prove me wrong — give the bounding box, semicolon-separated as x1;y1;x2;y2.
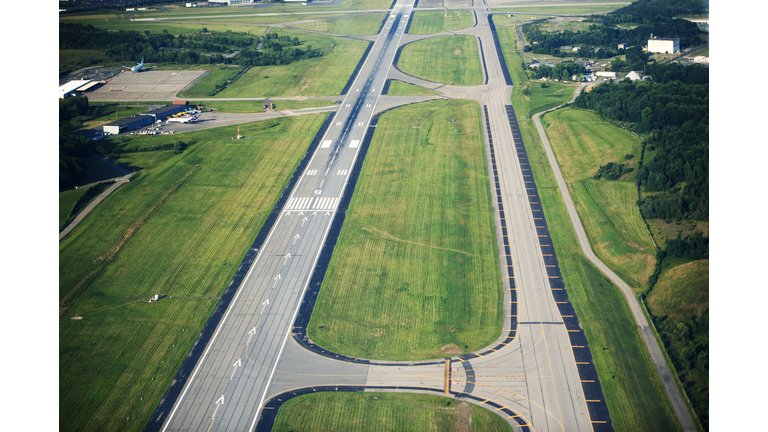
102;101;191;135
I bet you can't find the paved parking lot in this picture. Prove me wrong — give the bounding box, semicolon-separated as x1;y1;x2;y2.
86;70;207;102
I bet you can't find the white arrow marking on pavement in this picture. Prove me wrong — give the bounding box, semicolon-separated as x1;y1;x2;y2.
273;274;281;287
312;211;317;216
301;217;308;227
293;234;300;245
230;359;241;380
325;212;331;216
249;327;256;335
283;253;291;265
260;298;270;314
298;211;304;216
216;395;224;405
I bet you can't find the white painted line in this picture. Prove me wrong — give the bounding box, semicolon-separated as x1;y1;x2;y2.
321;140;332;148
287;197;297;209
350;140;360;148
337;170;348;176
366;104;371;107
332;198;339;210
335;122;342;126
345;104;351;107
358;122;365;126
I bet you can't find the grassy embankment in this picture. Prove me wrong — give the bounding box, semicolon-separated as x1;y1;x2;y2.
190;99;338;113
407;10;475;34
398;35;483;86
290;13;387;35
494;17;682;431
273;392;512;432
385;80;440;96
59;114;327;432
541;107;654;292
308;99;502;360
216;29;371;97
492;3;628;16
178;67;244;98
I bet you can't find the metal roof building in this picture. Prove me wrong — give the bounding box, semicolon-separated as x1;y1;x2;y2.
103;115;154;135
140;104;187;120
59;80;91;99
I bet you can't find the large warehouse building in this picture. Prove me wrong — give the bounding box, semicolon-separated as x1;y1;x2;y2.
647;37;680;54
103;115;154;135
140;103;188;120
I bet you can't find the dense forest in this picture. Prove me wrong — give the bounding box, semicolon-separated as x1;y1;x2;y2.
530;60;584;80
60;23;322;67
574;63;708;221
59;96;91;191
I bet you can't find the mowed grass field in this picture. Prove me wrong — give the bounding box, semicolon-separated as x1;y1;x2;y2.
290;13;387;35
178;67;244;98
495;18;682;432
273;392;512;432
542;107;653;291
308;99;502;360
216;29;371;97
407;10;475;34
398;35;483;86
59;114;327;432
190;99;337;113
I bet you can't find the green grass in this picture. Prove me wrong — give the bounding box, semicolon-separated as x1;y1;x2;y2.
80;156;127;185
189;99;337;113
308;99;501;360
648;220;708;250
398;35;483;86
647;260;708;322
178;67;244;98
273;392;512;432
65;18;269;38
494;15;683;432
59;113;327;432
491;13;554;26
216;29;370;97
407;10;475;35
542;108;652;291
60;49;109;74
81;106;148;130
492;3;628;15
385;80;440;96
283;13;388;35
180;13;354;26
60;187;91;228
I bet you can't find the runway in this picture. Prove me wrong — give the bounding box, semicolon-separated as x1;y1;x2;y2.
149;2;611;431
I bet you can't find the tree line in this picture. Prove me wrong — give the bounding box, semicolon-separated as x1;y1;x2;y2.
60;23;324;68
574;63;708;221
59;96;91;191
521;0;704;60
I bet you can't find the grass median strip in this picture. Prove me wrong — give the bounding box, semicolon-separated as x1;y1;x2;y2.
308;99;502;360
273;392;512;432
398;35;483;86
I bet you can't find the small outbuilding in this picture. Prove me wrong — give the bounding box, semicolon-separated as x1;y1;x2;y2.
626;71;644;81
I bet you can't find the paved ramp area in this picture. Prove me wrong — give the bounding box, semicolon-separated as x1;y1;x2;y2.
87;70;207;102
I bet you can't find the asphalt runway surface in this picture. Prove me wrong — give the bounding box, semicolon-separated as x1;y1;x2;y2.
149;3;622;431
